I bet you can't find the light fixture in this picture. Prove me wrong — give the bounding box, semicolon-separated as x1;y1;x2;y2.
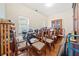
45;3;54;7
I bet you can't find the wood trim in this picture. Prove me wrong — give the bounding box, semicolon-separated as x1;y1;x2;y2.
8;25;10;56
1;24;3;55
4;24;7;55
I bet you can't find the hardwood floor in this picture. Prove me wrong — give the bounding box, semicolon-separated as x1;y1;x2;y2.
46;39;63;56
17;38;63;56
27;38;63;56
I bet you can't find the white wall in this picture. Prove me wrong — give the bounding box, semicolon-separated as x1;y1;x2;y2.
1;3;73;34
49;8;73;34
5;4;49;35
6;4;49;29
0;4;6;18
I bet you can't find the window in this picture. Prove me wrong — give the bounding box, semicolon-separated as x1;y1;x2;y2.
51;19;62;29
18;16;29;34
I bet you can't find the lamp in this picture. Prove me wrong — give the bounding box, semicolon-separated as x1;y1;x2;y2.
45;3;55;7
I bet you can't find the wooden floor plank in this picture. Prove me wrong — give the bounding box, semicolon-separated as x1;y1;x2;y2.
46;39;63;56
17;38;63;56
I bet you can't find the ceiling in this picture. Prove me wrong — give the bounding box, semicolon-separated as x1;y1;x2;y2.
23;3;72;18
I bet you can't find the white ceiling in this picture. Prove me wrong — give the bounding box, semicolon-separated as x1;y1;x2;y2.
23;3;72;18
